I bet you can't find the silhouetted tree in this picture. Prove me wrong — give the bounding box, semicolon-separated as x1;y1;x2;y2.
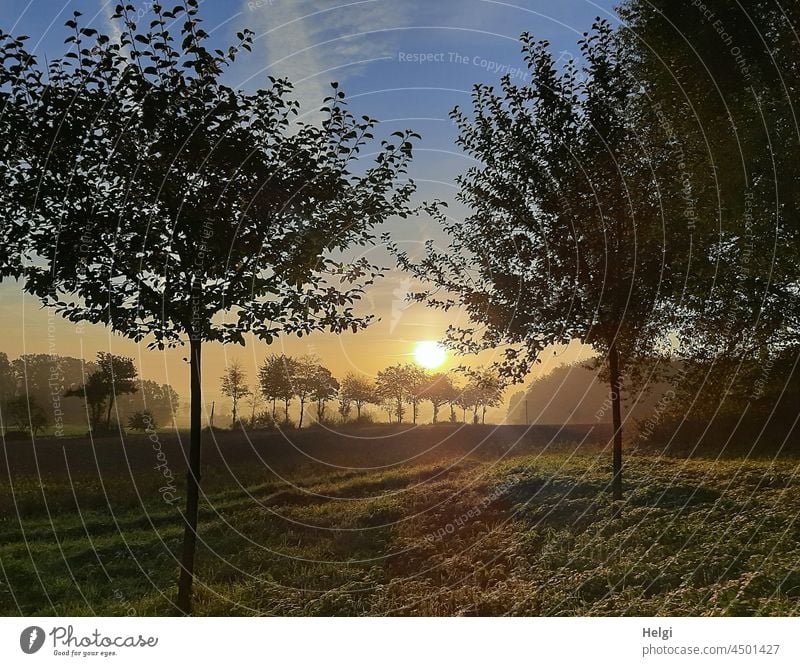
420;372;456;423
220;360;251;427
406;366;428;425
311;366;339;422
0;352;16;404
3;394;48;434
291;356;323;428
65;370;109;432
17;2;422;614
259;354;298;422
245;391;262;428
621;1;800;437
117;380;179;427
375;364;426;424
466;367;504;424
621;0;799;359
0;31;48;283
393;21;690;499
339;373;375;420
96;353;138;431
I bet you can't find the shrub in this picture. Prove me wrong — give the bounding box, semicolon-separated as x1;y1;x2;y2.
351;412;375;427
127;410;157;432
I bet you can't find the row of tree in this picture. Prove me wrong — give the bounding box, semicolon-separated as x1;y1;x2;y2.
0;351;179;434
220;355;505;428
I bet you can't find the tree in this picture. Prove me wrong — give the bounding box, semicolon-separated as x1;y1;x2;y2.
455;382;479;424
406;366;428;425
291;356;324;428
128;410;157;432
220;360;251;427
467;367;504;424
245;391;262;428
259;354;298;422
393;21;690;500
0;352;16;405
3;395;49;434
311;366;339;422
96;353;138;431
339;373;376;420
0;31;52;284
337;395;352;422
65;371;109;432
8;354;99;426
375;364;422;424
16;3;422;614
620;1;800;425
63;353;137;432
420;372;456;423
117;380;179;427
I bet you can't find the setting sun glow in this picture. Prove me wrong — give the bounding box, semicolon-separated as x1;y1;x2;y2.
413;340;447;369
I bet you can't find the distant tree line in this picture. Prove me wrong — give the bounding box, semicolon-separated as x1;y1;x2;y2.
218;354;505;429
0;351;179;435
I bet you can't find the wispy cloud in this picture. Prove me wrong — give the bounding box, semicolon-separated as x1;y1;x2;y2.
240;0;417;120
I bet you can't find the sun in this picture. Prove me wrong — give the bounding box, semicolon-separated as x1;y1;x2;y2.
413;340;447;370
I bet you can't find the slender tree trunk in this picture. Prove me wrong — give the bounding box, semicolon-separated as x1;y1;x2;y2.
271;398;276;420
284;399;289;422
412;400;417;424
91;402;103;432
609;342;623;502
231;397;237;428
432;402;439;424
105;393;115;431
177;337;202;615
356;403;362;419
482;405;486;424
298;398;305;428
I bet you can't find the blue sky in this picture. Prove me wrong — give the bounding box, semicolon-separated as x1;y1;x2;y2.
1;0;619;197
0;0;617;414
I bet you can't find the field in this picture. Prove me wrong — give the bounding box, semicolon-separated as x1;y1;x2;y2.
2;424;800;616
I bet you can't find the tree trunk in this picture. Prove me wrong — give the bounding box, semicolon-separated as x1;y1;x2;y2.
284;399;289;422
482;405;487;424
298;398;305;428
609;342;623;502
105;392;115;431
231;397;237;428
177;337;202;614
432;402;439;424
356;403;362;419
91;401;103;431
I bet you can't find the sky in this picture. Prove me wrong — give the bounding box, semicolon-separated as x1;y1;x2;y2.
0;0;618;418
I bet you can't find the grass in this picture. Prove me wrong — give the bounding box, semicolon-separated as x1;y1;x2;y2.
1;425;799;616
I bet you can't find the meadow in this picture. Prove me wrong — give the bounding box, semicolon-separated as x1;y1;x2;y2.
2;424;799;616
